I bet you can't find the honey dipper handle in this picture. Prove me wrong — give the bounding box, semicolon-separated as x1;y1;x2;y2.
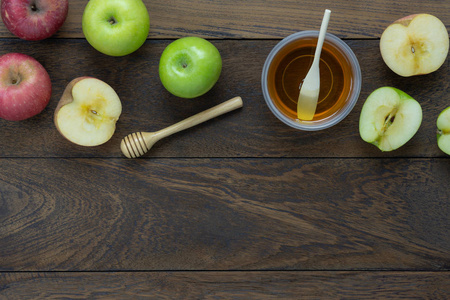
155;96;243;140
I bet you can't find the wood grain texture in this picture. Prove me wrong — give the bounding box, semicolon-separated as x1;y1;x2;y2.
0;0;448;39
0;39;448;158
0;0;449;296
1;271;449;299
1;158;448;271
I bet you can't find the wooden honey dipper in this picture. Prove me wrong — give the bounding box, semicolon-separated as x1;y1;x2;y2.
120;96;243;158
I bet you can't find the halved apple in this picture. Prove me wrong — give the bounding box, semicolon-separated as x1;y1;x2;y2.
54;77;122;146
380;14;449;77
359;87;422;151
437;106;450;155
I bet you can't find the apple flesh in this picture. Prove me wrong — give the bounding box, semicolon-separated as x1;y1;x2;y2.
359;87;422;151
437;106;450;155
0;53;51;121
1;0;68;41
380;14;449;77
159;37;222;98
54;77;122;147
82;0;150;56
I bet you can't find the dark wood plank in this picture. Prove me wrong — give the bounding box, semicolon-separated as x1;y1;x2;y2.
1;271;449;298
0;39;448;158
1;0;448;296
0;0;448;39
1;158;448;271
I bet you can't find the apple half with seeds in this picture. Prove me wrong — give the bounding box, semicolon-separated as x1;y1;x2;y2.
437;106;450;155
54;77;122;146
380;14;449;77
359;87;422;151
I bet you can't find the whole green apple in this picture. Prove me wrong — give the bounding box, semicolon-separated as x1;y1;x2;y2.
159;37;222;98
82;0;150;56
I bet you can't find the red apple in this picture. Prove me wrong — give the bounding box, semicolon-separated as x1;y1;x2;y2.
54;77;122;146
1;0;68;41
0;53;52;121
380;14;449;77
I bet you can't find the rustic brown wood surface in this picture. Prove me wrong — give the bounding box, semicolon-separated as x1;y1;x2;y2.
0;0;448;39
1;0;449;298
1;272;449;299
1;157;450;271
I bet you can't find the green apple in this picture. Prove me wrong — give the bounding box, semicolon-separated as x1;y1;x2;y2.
359;87;422;151
82;0;150;56
159;37;222;98
437;106;450;155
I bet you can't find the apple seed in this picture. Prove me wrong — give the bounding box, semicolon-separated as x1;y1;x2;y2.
382;110;397;131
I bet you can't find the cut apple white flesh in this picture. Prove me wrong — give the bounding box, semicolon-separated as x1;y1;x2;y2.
55;77;122;146
380;14;449;77
359;87;422;151
437;106;450;155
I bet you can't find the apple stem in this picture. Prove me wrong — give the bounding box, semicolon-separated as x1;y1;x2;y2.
30;3;38;12
11;75;21;85
109;17;117;25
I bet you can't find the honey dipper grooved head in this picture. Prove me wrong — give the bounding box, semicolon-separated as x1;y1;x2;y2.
120;132;148;158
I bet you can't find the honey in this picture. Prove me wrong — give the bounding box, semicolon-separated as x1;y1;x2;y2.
266;37;355;122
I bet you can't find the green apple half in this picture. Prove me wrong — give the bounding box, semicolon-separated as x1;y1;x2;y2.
82;0;150;56
54;77;122;147
159;37;222;99
359;87;422;151
437;106;450;155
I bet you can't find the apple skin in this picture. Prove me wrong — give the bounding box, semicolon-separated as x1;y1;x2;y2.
82;0;150;57
54;77;122;147
1;0;68;41
159;37;222;99
380;14;449;77
0;53;51;121
437;106;450;155
54;77;87;113
359;87;422;152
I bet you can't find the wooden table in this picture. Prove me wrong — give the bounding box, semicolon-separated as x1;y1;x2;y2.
1;0;449;298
